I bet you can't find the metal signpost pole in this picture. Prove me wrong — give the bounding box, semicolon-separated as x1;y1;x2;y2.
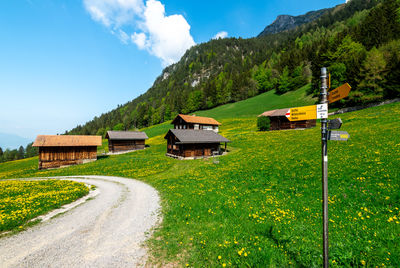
320;67;329;267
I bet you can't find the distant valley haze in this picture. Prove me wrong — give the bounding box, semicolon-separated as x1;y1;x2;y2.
0;0;345;149
0;132;32;150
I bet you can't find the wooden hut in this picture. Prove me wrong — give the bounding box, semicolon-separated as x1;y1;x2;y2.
172;114;221;132
164;129;230;159
105;131;148;153
259;108;316;130
33;135;102;169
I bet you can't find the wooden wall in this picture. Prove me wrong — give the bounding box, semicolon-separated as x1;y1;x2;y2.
108;139;145;153
38;146;97;169
269;117;316;130
167;141;220;158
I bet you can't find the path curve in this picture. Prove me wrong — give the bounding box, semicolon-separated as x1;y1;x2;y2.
0;175;161;268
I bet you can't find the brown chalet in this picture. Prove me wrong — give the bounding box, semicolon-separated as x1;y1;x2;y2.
33;135;102;169
259;108;316;130
172;114;221;132
164;129;230;159
105;131;148;153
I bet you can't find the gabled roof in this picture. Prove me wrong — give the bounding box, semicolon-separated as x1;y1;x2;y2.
105;131;148;140
164;129;230;144
33;135;102;147
259;108;290;117
172;114;221;126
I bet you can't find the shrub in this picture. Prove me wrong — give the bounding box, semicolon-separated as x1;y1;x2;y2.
257;116;271;131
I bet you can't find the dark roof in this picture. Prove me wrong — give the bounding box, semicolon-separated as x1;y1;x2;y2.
172;114;221;126
106;131;148;140
259;108;290;117
33;135;102;147
164;129;230;144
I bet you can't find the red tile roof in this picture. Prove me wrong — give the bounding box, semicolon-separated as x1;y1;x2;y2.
173;114;221;125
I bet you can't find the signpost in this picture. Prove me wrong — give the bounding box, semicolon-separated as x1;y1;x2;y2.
328;131;350;141
320;69;352;268
320;68;329;268
328;83;351;104
286;105;316;121
283;69;352;267
328;118;343;130
285;103;328;121
317;104;328;119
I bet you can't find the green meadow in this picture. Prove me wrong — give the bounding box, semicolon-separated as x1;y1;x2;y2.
0;86;399;267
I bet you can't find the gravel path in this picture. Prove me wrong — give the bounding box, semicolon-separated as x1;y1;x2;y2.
0;175;161;268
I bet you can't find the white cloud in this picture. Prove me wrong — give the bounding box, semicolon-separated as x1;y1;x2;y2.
114;29;129;44
213;31;228;39
136;0;195;66
83;0;195;66
131;32;148;49
84;0;143;27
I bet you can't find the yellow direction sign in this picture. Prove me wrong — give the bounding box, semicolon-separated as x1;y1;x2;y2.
328;83;351;104
286;104;328;121
286;105;317;121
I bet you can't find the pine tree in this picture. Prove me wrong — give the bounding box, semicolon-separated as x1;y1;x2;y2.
18;146;25;160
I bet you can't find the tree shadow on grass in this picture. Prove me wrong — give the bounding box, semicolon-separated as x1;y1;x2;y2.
97;155;109;160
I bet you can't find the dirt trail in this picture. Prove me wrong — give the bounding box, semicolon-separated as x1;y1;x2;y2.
0;175;161;268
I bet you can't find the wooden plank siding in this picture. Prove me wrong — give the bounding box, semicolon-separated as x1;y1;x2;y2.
38;146;97;169
166;143;220;158
108;139;145;153
164;129;230;159
269;117;316;130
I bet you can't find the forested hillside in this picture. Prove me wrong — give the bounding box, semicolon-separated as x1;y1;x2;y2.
68;0;400;136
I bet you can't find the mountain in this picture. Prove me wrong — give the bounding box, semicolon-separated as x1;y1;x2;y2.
67;0;399;137
258;9;330;37
0;132;32;150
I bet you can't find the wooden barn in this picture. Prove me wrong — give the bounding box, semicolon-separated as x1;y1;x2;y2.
105;131;148;153
172;114;221;132
164;129;230;159
33;135;102;169
259;108;316;130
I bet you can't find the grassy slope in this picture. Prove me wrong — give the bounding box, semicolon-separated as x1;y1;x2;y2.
0;88;399;267
195;84;316;119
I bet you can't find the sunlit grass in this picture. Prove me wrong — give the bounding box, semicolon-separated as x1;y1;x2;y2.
0;96;399;266
0;180;89;232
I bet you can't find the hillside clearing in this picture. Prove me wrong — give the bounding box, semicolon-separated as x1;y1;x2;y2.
0;92;399;266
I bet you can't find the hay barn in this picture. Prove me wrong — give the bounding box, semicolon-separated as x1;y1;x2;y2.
105;131;148;153
259;108;316;130
33;135;102;169
164;129;230;159
172;114;221;132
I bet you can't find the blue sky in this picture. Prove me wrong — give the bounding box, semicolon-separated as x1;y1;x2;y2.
0;0;345;146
